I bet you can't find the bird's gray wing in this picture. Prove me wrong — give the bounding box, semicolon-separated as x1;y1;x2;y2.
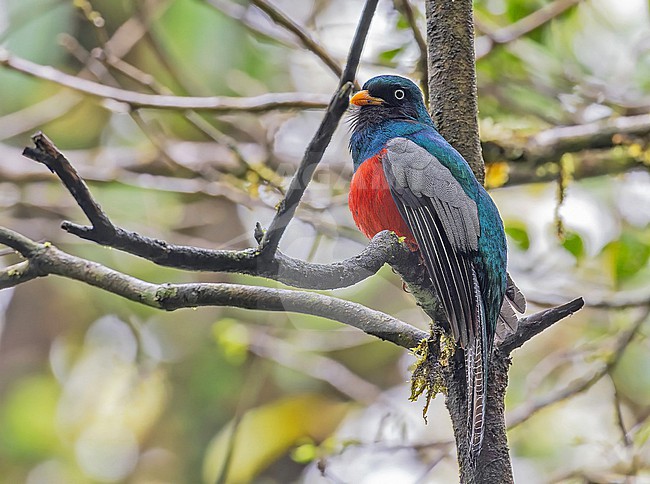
383;137;481;348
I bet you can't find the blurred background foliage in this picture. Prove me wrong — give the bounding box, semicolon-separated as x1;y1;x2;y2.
0;0;649;482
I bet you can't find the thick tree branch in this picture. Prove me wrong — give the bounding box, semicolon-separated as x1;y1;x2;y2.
483;113;650;167
0;226;427;349
259;0;379;257
0;49;329;112
20;133;413;291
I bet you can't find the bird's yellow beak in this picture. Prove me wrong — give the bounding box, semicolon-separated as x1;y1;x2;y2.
350;90;385;106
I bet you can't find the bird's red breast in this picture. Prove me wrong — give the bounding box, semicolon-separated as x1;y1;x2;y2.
349;150;417;250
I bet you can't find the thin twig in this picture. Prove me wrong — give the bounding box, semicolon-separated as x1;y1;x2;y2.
249;331;382;404
0;49;329;112
507;307;649;428
250;0;347;83
204;0;297;48
475;0;582;59
393;0;428;104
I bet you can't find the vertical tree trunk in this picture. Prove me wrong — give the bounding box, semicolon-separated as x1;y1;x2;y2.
425;1;513;482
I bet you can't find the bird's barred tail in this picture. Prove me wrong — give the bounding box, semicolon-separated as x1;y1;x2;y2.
466;336;486;462
467;269;489;464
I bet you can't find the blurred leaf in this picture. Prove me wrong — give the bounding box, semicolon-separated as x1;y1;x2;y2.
290;440;317;464
604;231;650;286
505;224;530;251
378;47;404;65
485;161;510;188
396;12;410;30
213;318;250;365
612;340;650;406
0;376;59;460
562;230;584;260
203;394;348;483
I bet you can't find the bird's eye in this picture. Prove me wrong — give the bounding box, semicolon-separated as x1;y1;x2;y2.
394;89;405;100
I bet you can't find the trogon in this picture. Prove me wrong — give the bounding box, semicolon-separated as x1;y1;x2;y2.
348;74;511;458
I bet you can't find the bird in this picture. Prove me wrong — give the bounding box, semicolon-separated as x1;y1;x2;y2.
348;74;510;460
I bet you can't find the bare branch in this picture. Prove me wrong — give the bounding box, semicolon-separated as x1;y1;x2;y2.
204;0;298;48
249;0;347;83
498;297;585;354
524;292;650;310
20;133;417;291
507;307;649;428
475;0;582;59
484;113;650;166
249;331;382;404
0;49;329;112
0;260;37;287
23;133;115;237
259;0;380;257
0;227;427;349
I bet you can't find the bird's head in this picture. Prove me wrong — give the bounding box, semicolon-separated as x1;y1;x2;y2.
349;75;432;133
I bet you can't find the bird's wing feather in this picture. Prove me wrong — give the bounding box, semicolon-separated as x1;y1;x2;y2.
383;137;480;348
506;272;526;313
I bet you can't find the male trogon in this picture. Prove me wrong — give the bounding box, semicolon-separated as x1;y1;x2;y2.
348;75;512;459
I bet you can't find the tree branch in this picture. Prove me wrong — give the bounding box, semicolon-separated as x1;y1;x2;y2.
21;132;412;289
483;113;650;167
498;297;585;354
0;226;427;349
0;49;329;112
204;0;298;48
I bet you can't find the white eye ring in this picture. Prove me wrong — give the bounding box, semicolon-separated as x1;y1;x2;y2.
394;89;405;100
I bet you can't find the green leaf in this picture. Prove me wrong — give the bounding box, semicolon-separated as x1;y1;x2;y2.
378;47;404;65
0;376;59;460
505;224;530;251
562;231;584;259
396;13;410;30
605;231;650;286
213;318;250;365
